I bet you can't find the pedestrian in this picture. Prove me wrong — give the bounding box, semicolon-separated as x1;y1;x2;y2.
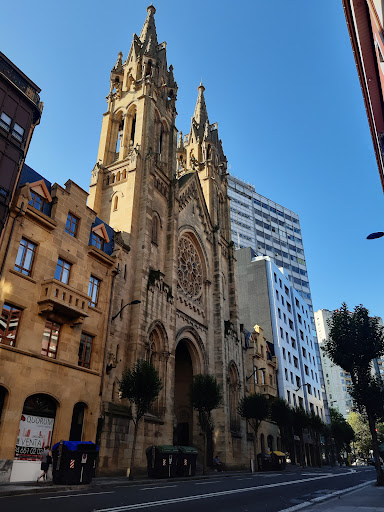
37;445;52;482
214;454;224;472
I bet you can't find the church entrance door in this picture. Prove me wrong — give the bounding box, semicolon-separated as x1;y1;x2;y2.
174;340;193;446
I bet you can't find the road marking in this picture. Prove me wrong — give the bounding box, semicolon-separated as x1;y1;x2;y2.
236;477;253;480
195;480;221;485
94;472;363;511
140;486;177;490
277;480;375;512
41;491;115;500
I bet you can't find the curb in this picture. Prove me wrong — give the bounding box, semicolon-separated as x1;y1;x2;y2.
278;480;376;512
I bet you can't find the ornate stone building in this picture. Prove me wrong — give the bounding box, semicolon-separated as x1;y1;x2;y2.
87;5;248;474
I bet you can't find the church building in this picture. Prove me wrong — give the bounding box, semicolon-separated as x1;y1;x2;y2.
87;5;248;474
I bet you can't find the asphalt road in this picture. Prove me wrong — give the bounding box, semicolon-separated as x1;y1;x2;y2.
0;467;376;512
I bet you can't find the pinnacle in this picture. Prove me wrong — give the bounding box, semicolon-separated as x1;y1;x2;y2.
193;82;209;128
139;4;159;48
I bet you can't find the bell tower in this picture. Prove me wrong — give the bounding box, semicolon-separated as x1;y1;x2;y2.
177;83;230;240
88;4;178;238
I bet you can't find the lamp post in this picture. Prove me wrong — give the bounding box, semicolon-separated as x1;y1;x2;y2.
111;300;141;321
367;232;384;239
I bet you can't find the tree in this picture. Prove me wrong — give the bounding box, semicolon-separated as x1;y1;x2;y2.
238;393;269;471
189;374;222;475
292;407;310;467
119;359;162;480
330;408;355;464
324;303;384;485
270;398;293;455
308;413;325;467
348;411;373;458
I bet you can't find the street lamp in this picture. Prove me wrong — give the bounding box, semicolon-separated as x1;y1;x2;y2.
246;366;266;381
111;300;141;321
366;232;384;240
295;382;310;393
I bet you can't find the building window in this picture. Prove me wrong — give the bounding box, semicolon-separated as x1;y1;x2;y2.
0;112;11;131
78;333;94;368
91;231;104;250
0;303;22;346
152;215;159;244
14;238;37;276
65;213;79;237
113;196;118;211
29;190;45;211
41;321;60;359
54;258;71;284
12;123;24;143
88;276;100;307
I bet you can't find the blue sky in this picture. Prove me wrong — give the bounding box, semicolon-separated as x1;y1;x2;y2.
3;1;384;317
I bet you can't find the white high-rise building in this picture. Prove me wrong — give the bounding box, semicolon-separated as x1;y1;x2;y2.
314;309;353;418
228;174;329;421
237;249;325;419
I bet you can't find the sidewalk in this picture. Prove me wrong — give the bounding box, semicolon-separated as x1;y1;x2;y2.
294;481;383;512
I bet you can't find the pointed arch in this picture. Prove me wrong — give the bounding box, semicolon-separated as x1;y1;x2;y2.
146;321;169;416
151;211;161;245
175;326;208;374
228;361;241;433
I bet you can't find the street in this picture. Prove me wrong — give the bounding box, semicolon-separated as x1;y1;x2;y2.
0;467;376;512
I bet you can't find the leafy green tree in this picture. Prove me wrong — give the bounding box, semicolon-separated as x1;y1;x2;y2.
190;374;222;475
330;408;355;464
308;413;325;467
270;398;293;455
238;393;269;471
119;359;162;480
324;303;384;485
348;411;373;458
292;407;310;467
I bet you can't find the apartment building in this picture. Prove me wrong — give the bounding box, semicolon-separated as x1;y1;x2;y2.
237;248;324;420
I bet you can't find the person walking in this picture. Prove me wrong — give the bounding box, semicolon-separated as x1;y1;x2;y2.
37;446;52;482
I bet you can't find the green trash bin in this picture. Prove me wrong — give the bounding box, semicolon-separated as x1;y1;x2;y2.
146;445;179;478
177;446;198;476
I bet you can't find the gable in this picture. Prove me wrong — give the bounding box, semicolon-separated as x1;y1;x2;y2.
178;172;213;241
29;180;52;203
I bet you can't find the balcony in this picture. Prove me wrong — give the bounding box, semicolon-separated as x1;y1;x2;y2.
255;383;277;397
38;279;89;325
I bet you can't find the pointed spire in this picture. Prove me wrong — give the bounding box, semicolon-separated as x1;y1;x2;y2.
177;131;184;150
112;51;123;72
193;82;209;128
139;5;158;48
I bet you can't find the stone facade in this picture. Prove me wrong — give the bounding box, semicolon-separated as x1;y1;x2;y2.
0;165;129;482
88;6;248;475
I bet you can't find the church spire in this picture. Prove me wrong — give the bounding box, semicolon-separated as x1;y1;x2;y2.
139;5;158;50
193;82;209;128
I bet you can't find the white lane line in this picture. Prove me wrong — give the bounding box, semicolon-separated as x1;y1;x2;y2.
93;472;362;511
140;486;177;490
278;480;374;512
195;480;221;485
41;491;115;500
236;478;253;481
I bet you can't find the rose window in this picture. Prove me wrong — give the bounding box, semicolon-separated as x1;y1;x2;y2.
177;235;203;298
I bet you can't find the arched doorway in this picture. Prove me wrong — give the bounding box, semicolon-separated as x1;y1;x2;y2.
11;393;57;482
174;340;193;446
69;402;86;441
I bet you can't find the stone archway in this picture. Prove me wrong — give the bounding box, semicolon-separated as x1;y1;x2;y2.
173;340;193;446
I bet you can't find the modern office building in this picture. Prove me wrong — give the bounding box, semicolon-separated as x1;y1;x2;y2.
314;309;353;419
342;0;384;192
228;175;330;421
228;175;312;317
237;248;325;420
